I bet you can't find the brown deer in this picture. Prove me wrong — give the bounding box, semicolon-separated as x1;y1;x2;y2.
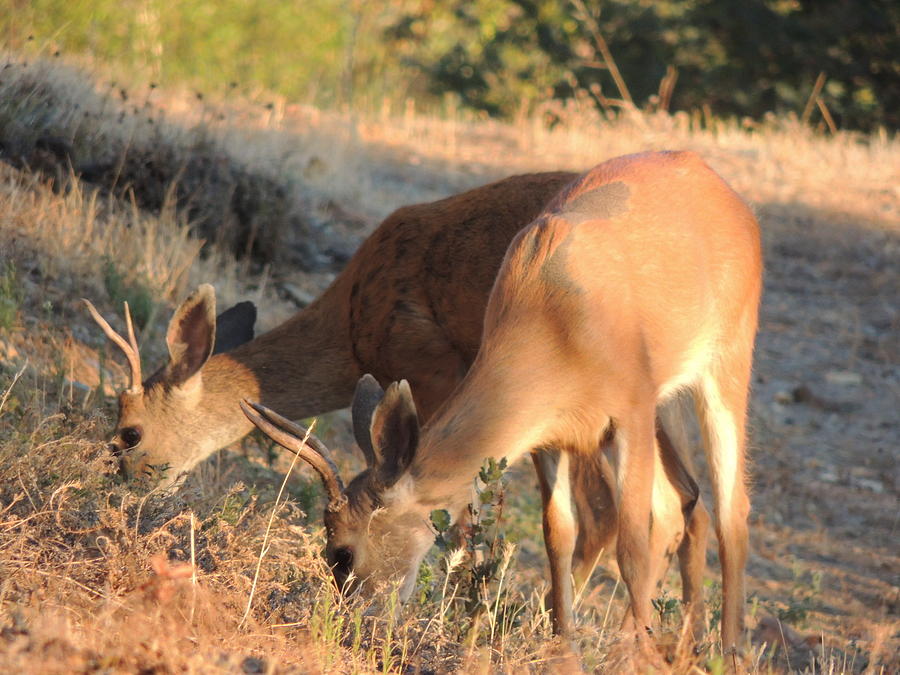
243;151;761;653
86;166;708;638
86;171;575;484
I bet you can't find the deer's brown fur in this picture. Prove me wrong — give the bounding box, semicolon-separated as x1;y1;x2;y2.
97;172;574;483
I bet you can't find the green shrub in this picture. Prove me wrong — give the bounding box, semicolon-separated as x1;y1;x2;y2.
0;262;21;331
101;257;156;330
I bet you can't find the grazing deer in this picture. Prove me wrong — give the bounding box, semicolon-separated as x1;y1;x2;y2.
86;171;574;484
243;151;761;653
243;381;707;641
86;166;708;638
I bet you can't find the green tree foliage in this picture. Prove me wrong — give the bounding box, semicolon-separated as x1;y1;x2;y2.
3;0;896;130
2;0;346;101
380;0;899;131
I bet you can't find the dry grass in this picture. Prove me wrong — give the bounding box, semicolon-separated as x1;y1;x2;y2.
267;96;899;233
0;52;316;264
1;53;897;673
0;406;709;673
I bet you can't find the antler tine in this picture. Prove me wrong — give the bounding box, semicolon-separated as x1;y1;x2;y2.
240;399;347;511
122;302;143;388
83;299;143;394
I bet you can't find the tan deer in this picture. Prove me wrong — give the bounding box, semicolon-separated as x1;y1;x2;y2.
86;166;708;638
243;150;762;653
242;382;707;642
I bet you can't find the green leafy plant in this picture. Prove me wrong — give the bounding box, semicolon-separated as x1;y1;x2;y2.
651;589;681;630
308;587;346;671
429;457;525;645
705;579;722;632
102;257;155;330
778;559;823;626
0;262;21;331
218;483;258;526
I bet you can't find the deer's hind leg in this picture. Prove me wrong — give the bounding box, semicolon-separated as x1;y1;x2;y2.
678;497;710;642
656;422;710;643
570;452;618;592
694;346;753;654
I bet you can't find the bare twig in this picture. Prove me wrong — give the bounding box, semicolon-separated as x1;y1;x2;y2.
190;511;197;623
1;505;61;532
658;65;679;113
0;493;25;517
571;0;634;107
586;83;632;115
801;71;826;126
816;96;838;134
573;547;604;611
599;575;620;638
25;567;130;609
134;484;162;540
0;359;28;416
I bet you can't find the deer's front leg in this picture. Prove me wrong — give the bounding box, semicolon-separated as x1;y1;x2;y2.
570;452;618;592
533;448;577;637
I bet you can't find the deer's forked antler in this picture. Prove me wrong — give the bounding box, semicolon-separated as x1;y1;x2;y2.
83;299;143;394
239;399;347;512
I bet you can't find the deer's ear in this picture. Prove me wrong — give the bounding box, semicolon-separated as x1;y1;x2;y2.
165;284;217;386
351;374;385;468
213;301;256;354
368;379;419;487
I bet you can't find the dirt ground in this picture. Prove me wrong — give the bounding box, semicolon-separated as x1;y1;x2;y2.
746;202;898;646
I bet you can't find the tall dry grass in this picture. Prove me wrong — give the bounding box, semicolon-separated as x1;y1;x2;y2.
264;96;899;232
0;52;317;264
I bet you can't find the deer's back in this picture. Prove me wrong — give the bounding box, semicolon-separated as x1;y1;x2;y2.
344;172;576;381
487;152;762;400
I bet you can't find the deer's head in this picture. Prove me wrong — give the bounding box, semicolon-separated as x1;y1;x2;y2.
85;285;257;488
241;374;435;600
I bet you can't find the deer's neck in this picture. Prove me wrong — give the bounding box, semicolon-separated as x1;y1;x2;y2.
408;350;553;512
200;284;361;443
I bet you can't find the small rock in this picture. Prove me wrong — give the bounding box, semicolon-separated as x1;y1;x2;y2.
791;385;814;403
819;469;838;483
774;390;794;404
852;477;884;494
241;656;266;674
279;283;316;308
825;370;863;386
791;384;859;413
751;614;822;672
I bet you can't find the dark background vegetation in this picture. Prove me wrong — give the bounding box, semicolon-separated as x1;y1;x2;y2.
3;0;898;132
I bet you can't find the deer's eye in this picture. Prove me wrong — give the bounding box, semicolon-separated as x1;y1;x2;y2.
120;427;142;448
333;546;353;573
